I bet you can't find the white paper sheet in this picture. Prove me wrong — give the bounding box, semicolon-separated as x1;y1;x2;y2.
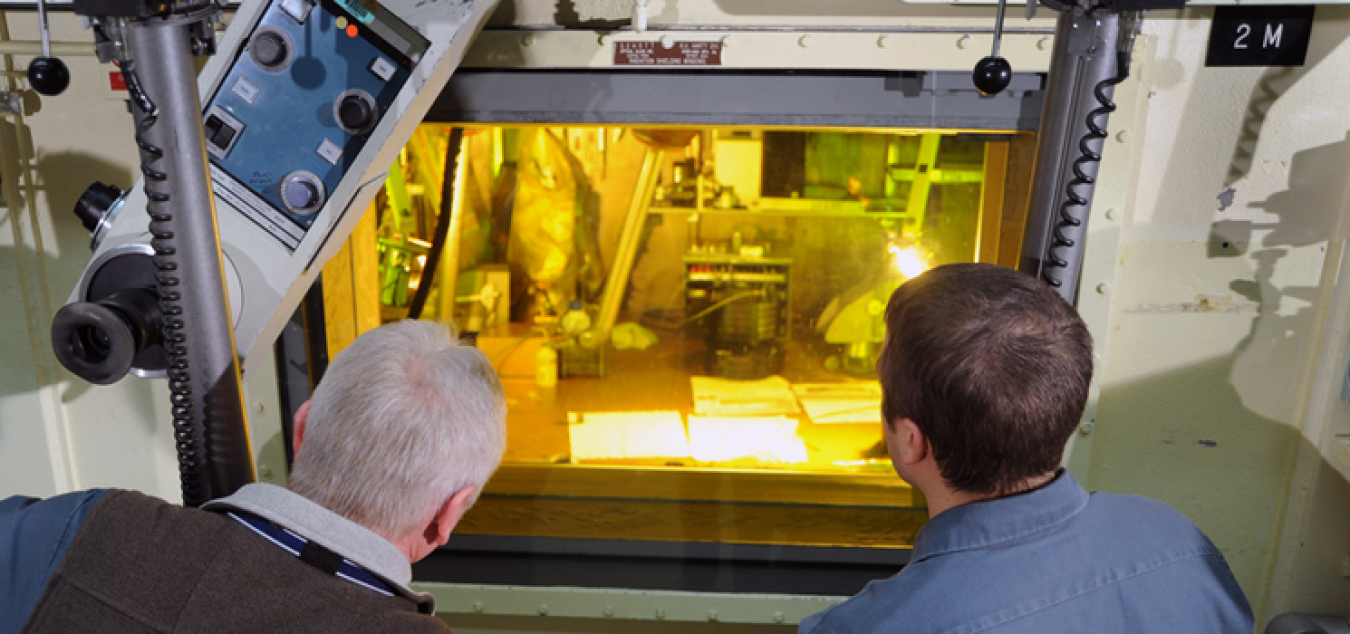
792;382;882;424
687;415;809;464
568;411;690;460
690;375;801;416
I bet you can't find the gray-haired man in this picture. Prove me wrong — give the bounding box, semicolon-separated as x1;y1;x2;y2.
1;320;506;633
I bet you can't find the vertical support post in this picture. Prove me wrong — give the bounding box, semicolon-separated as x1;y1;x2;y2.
977;141;1009;264
1019;10;1122;303
904;133;943;238
129;12;254;505
592;147;663;347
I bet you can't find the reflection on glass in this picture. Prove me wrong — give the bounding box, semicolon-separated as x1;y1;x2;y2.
344;125;1030;549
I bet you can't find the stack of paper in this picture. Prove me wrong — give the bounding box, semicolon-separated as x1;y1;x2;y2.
690;375;801;416
792;382;882;424
568;411;691;461
687;415;809;464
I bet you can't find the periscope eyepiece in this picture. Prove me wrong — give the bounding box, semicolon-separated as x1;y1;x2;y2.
52;289;162;385
51;287;163;385
53;246;168;384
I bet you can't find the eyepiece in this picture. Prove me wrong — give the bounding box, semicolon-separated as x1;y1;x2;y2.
52;287;162;385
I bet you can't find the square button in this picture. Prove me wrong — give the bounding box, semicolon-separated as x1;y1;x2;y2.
369;57;395;82
232;77;259;104
205;114;223;138
317;138;343;165
212;124;237;149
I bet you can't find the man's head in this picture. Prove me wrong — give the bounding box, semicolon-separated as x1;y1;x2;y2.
877;263;1092;498
287;320;506;559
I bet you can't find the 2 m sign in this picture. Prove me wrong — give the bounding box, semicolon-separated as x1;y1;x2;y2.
1206;5;1315;67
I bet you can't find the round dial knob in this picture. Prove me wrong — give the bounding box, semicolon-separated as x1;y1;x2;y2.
284;179;320;210
334;89;377;135
251;30;291;70
279;171;325;215
338;95;374;131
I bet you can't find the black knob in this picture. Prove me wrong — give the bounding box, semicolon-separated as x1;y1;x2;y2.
284;178;320;210
74;182;124;232
252;31;289;68
973;56;1013;96
337;94;374;132
27;57;69;96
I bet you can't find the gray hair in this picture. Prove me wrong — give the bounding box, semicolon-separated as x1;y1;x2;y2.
288;320;507;539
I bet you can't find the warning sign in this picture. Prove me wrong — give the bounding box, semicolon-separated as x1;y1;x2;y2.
614;41;723;66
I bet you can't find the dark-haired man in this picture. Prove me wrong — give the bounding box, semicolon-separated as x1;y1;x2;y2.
799;263;1252;634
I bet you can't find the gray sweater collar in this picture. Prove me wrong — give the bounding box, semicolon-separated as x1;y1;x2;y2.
203;483;425;605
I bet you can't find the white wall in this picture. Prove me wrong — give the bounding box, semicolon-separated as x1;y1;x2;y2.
1092;6;1350;625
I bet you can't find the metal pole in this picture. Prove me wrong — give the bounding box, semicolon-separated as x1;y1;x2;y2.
129;12;254;504
1018;10;1121;304
592;147;663;346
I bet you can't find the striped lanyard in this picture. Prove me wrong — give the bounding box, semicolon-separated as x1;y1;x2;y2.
226;510;397;597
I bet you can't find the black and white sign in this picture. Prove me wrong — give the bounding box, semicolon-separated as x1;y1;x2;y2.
1206;5;1315;67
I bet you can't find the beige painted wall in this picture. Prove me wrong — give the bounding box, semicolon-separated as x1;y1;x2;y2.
1091;6;1350;625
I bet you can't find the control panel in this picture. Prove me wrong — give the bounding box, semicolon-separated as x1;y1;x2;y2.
64;0;497;378
204;0;425;250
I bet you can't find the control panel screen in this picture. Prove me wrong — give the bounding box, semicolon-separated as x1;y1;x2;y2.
204;0;428;250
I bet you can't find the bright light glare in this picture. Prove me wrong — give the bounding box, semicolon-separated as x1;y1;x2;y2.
888;245;929;279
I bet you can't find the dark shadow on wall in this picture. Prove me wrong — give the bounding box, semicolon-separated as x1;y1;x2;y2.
0;148;136;404
1099;128;1350;625
1221;6;1350;189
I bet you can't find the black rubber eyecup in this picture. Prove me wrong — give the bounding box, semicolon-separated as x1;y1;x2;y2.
51;302;136;385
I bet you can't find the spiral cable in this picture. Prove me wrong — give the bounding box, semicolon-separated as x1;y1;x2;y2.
123;59;207;506
1043;50;1131;288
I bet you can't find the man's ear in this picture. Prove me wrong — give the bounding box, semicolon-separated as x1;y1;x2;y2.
428;486;477;547
897;418;930;467
293;401;312;455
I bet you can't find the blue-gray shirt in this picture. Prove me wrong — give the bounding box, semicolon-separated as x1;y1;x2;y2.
0;489;112;634
799;472;1253;634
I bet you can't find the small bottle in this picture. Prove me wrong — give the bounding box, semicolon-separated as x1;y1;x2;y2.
536;345;558;388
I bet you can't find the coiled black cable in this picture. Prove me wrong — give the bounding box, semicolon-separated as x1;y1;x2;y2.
1043;50;1131;288
123;59;207;507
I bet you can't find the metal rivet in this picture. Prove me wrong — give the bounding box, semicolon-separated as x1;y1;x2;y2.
472;601;484;613
1080;422;1094;436
655;609;667;620
1116;130;1129;144
539;604;549;616
774;612;786;624
259;465;273;478
1096;282;1110;295
660;35;674;48
521;34;536;47
1104;208;1119;221
604;605;615;617
254;401;265;413
1038;36;1050;50
708;609;719;622
721;35;733;47
877;34;890;48
798;34;812;48
598;34;610;45
957;34;970;49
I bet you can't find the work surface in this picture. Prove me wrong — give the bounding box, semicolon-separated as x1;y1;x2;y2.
459;330;927;549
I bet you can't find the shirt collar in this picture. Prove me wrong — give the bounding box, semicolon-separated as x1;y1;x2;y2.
203;483;415;592
911;470;1090;563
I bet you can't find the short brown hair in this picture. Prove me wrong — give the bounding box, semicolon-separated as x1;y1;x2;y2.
877;263;1093;496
